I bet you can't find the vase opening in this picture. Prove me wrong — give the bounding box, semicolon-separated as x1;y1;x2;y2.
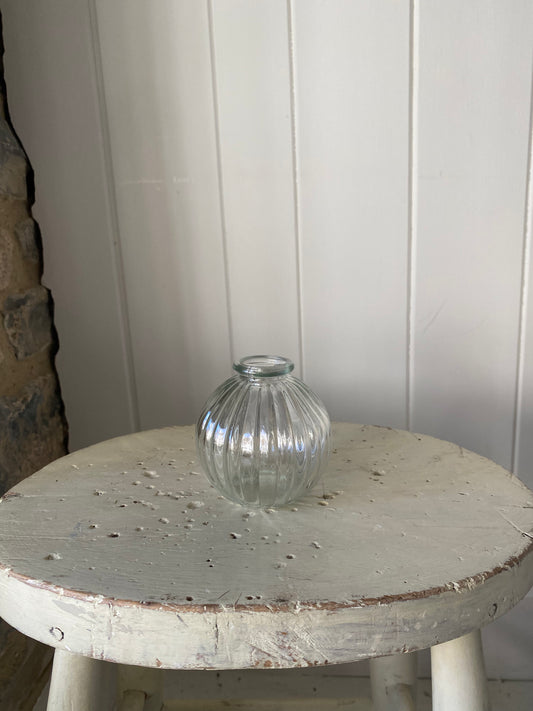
233;355;294;378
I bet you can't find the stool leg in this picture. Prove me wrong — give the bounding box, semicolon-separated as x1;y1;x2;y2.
370;652;417;711
431;630;490;711
119;689;147;711
118;664;163;711
46;649;116;711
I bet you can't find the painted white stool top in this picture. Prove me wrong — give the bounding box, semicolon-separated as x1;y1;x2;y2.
0;423;531;669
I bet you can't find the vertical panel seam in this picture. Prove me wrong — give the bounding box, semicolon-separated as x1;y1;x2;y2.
406;0;419;432
511;52;533;476
207;0;234;365
87;0;140;432
287;0;305;378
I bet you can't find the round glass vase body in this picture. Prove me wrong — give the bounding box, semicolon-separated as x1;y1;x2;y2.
196;356;330;508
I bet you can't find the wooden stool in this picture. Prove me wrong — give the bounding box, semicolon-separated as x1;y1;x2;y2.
0;423;531;710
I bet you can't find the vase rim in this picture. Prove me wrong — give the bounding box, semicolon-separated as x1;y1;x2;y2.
233;355;294;378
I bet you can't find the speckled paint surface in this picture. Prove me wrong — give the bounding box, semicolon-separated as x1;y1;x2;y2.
0;423;531;668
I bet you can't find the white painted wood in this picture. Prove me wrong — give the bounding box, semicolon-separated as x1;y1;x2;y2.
431;630;490;711
162;666;372;702
411;0;533;468
0;424;531;671
514;65;533;492
482;596;533;678
2;0;533;684
292;0;410;425
119;690;146;711
162;701;370;711
119;665;163;711
93;0;231;428
209;0;301;364
160;671;533;709
0;0;136;451
46;650;115;711
36;674;533;711
418;595;533;680
370;653;417;711
160;680;533;711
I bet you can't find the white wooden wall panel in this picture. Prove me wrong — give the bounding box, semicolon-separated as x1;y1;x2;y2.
93;0;231;429
515;80;533;490
210;0;301;366
411;0;533;469
0;1;136;450
292;0;410;427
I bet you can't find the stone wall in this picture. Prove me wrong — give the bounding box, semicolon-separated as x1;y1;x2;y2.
0;26;68;710
0;67;67;496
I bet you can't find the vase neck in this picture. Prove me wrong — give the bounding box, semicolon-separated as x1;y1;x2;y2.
233;355;294;378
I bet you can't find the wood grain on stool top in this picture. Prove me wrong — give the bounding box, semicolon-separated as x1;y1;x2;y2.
0;423;531;669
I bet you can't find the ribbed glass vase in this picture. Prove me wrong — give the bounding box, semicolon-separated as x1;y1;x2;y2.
196;355;330;508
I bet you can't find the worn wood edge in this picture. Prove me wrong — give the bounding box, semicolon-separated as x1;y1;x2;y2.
1;420;532;615
2;423;532;669
1;540;532;614
1;554;532;670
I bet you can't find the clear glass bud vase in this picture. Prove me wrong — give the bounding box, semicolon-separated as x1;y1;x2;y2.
196;355;330;508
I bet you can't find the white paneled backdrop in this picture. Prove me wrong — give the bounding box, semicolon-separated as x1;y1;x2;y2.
1;0;533;681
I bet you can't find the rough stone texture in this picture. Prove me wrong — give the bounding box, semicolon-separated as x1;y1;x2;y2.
2;285;53;359
15;217;40;263
0;25;68;708
0;375;65;493
0;118;26;199
0;227;12;290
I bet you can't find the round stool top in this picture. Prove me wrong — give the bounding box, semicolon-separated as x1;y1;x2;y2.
0;423;531;669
